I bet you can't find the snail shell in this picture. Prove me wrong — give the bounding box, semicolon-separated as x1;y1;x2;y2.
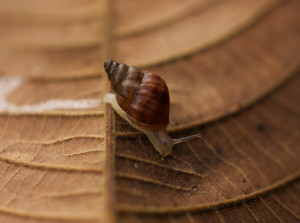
104;59;170;130
104;59;200;157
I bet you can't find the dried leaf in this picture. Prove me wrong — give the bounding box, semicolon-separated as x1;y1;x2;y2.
0;0;299;223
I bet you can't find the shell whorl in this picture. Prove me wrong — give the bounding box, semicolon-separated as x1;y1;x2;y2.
104;60;144;109
104;59;170;130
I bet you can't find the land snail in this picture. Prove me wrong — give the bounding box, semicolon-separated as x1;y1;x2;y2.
104;59;201;157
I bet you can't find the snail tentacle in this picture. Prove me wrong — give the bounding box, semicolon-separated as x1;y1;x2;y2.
172;133;202;145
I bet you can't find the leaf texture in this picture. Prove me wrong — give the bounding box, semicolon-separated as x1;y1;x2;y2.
0;0;299;223
110;0;300;222
114;74;300;223
0;0;107;222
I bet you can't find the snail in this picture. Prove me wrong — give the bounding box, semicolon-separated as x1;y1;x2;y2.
104;59;201;157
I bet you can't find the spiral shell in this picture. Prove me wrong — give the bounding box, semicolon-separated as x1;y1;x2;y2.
104;59;170;130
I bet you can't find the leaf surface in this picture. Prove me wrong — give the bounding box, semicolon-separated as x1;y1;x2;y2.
0;0;299;223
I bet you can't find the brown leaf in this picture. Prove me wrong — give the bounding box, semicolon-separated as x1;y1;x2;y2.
115;74;300;222
0;0;299;223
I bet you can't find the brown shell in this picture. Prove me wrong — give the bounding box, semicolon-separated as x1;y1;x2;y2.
104;60;170;130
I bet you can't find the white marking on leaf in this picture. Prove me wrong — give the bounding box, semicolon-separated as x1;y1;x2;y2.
0;75;101;114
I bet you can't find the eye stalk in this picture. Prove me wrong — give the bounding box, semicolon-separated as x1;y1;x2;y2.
104;60;201;157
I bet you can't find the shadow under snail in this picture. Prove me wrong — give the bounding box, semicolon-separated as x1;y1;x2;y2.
104;59;201;157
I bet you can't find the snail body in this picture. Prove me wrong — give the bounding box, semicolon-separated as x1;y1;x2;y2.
104;59;200;157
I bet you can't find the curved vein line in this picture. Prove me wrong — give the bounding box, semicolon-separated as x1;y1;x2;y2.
16;135;104;146
218;124;270;185
0;110;104;117
202;137;257;190
168;54;300;132
118;170;300;214
0;154;103;173
186;141;246;196
7;0;284;82
194;133;263;222
31;70;104;81
116;153;206;178
218;123;300;221
198;135;284;222
117;188;150;199
201;136;272;222
0;168;21;191
4;1;281;60
260;198;284;223
9;1;284;82
243;203;261;223
114;131;142;137
117;173;192;192
64;148;105;157
247;112;298;162
114;0;220;39
10;37;102;51
234;120;289;173
0;206;101;221
215;211;226;223
0;7;103;24
204;128;285;222
28;170;48;191
186;212;197;223
34;189;103;199
138;0;283;69
2;0;216;49
272;196;300;220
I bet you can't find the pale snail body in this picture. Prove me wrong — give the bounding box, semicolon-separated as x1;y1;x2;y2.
104;59;200;157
